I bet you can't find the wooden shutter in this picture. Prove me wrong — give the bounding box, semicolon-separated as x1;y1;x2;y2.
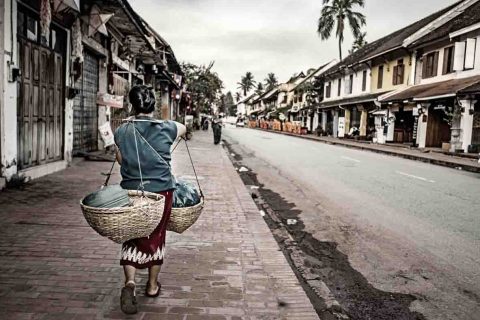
399;64;404;84
362;70;367;91
465;38;476;69
432;51;439;77
442;47;449;74
378;66;383;89
393;65;398;85
454;41;466;71
422;56;427;79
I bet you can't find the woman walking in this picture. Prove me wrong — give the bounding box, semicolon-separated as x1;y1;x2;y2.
114;85;186;314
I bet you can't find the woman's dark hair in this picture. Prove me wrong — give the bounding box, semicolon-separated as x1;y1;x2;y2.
129;85;156;115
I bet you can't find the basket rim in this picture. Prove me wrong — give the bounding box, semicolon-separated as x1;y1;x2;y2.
172;197;205;210
80;190;165;212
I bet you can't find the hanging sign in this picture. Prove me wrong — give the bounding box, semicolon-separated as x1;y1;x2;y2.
98;122;115;147
81;5;114;37
97;92;124;109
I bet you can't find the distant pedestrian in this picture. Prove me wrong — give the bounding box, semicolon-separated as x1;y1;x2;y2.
212;115;223;144
114;85;186;314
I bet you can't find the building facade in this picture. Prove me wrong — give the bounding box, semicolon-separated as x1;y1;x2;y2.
0;0;182;188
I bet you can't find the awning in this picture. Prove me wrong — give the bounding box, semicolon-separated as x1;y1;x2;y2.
320;92;388;109
380;75;480;103
371;109;387;115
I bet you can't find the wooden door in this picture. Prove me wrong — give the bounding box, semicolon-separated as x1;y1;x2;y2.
471;102;480;147
426;109;451;147
17;39;63;169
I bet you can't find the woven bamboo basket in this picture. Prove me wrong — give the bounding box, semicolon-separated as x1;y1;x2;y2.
167;197;205;234
80;190;165;244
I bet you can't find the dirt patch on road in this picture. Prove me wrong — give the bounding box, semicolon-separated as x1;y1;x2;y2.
223;140;425;320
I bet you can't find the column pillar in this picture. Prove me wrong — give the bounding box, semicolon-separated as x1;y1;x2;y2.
460;99;476;152
333;109;339;138
321;111;327;131
344;109;351;133
359;110;368;137
417;103;429;148
1;0;18;181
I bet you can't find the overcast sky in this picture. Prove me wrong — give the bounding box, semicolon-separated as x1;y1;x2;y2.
133;0;457;95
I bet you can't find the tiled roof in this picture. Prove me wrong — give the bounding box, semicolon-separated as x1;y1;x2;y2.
410;0;480;46
323;1;461;75
380;75;480;102
290;60;335;91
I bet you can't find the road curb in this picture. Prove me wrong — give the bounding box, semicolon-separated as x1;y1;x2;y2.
250;128;480;174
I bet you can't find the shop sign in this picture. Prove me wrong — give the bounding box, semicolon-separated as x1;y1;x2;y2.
97;92;124;108
434;105;446;111
412;116;418;140
338;117;345;138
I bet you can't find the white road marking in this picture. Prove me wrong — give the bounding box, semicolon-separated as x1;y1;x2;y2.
396;171;435;183
340;156;361;163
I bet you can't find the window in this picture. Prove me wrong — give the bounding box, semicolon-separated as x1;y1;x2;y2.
377;65;384;89
299;94;303;102
392;59;405;85
338;78;342;96
282;94;287;103
443;46;455;74
362;70;367;91
422;51;439;78
349;74;353;93
26;15;38;42
326;82;331;98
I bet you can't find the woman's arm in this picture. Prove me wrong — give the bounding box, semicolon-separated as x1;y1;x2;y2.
115;145;122;164
174;121;187;139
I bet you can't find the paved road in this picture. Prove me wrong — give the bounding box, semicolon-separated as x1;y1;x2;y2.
223;126;480;319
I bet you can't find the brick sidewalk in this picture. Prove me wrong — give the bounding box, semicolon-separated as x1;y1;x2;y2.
0;131;318;320
252;128;480;173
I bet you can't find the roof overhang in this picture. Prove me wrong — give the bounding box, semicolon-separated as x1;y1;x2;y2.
320;92;388;109
380;75;480;103
449;21;480;39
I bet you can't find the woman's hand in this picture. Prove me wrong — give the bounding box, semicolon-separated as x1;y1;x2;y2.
174;122;187;138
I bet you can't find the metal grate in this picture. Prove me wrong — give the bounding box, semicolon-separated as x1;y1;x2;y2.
73;51;99;154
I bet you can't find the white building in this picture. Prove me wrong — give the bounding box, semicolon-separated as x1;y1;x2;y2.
380;0;480;152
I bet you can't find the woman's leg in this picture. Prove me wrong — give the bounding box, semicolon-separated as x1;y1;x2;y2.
121;265;137;314
123;265;136;285
147;265;161;294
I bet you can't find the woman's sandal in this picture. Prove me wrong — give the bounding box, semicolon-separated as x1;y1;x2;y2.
145;281;161;298
120;282;138;314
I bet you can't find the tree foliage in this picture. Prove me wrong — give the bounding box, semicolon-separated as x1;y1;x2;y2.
317;0;366;61
224;91;236;116
255;82;264;95
264;73;278;90
237;72;256;96
235;92;242;103
181;61;224;115
350;31;368;54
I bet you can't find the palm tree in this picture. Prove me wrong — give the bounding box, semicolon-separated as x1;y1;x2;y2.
317;0;366;61
350;31;367;53
235;92;242;102
264;73;278;90
255;83;264;95
237;72;256;96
